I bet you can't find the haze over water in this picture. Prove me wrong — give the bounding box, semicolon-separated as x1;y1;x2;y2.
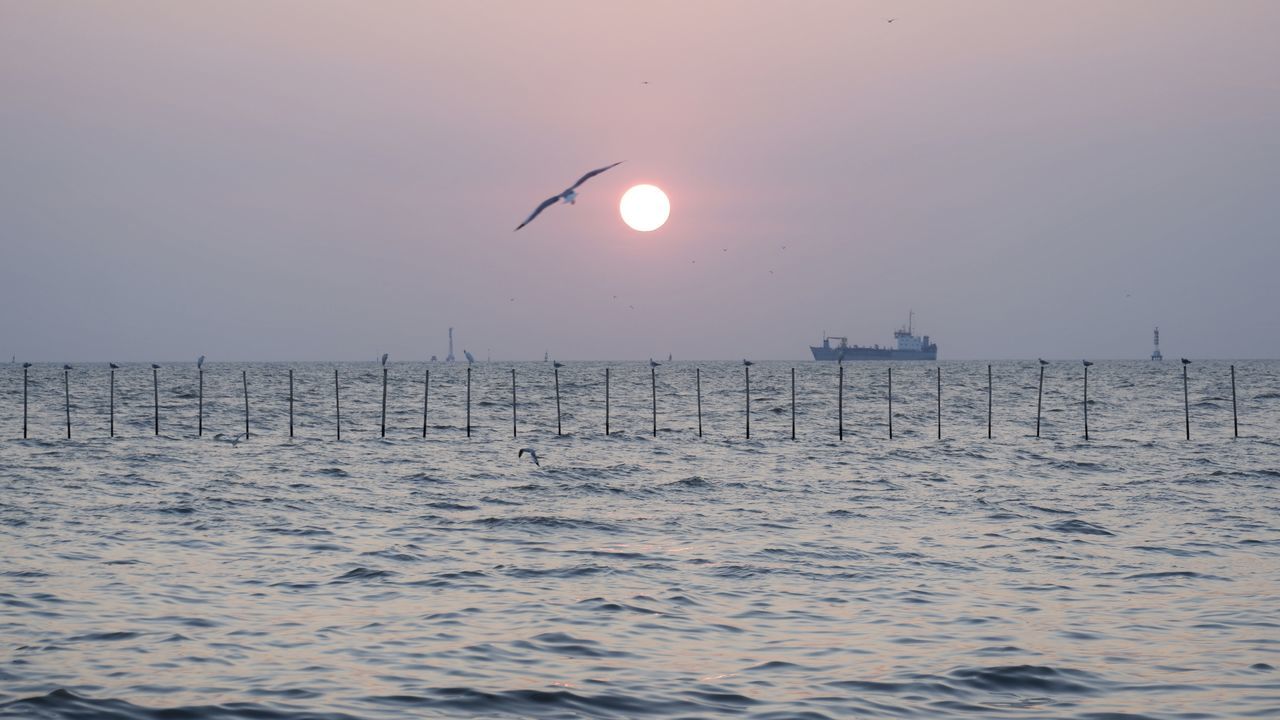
3;360;1278;718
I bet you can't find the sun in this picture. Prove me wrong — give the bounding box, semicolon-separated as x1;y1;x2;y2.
619;184;670;232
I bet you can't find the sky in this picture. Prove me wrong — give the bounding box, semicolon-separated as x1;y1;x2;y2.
2;1;1278;362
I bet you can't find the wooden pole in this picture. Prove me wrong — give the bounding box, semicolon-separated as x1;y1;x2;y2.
838;363;843;440
605;368;610;436
887;367;893;440
744;365;751;439
1083;364;1090;441
695;368;702;438
987;364;992;440
423;369;429;438
1036;365;1045;438
554;367;561;436
334;369;341;441
936;366;942;440
511;368;517;438
64;368;71;439
109;368;115;438
1182;361;1192;440
791;367;796;441
153;366;160;436
381;367;388;438
651;365;657;437
465;366;471;438
22;366;28;439
242;370;250;439
1231;365;1238;438
288;369;294;438
198;369;204;437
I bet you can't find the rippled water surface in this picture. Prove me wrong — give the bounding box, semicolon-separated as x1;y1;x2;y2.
3;360;1278;718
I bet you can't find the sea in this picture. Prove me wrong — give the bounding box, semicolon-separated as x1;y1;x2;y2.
2;360;1278;719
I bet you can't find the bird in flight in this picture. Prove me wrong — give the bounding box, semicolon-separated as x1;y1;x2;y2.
518;448;540;466
887;18;896;23
515;161;624;230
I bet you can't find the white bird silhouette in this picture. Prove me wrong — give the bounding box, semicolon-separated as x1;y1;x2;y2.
515;162;624;230
518;448;540;466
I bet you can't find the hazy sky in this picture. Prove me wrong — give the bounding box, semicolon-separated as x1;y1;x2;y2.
3;1;1278;361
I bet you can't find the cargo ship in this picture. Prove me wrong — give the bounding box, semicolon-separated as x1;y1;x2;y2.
811;312;938;361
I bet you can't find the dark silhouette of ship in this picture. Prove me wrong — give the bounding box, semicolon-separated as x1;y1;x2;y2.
811;312;938;361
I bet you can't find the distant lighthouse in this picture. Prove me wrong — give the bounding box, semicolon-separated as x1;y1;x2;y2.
446;327;456;363
1151;327;1163;361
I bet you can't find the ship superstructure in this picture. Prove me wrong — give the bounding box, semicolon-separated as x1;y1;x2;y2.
811;311;938;361
1151;327;1163;361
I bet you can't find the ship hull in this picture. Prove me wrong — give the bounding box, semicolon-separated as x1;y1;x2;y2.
810;346;937;361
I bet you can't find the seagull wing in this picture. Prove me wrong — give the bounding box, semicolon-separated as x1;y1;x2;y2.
515;194;563;231
567;161;624;191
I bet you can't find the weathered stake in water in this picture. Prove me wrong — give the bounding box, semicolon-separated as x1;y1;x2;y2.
334;369;341;441
936;366;942;440
242;370;250;439
838;362;844;440
651;364;658;437
423;369;430;438
152;364;161;436
380;366;388;438
1182;358;1191;440
1036;359;1048;438
1083;360;1093;440
511;368;517;438
63;365;72;439
1231;365;1238;438
887;366;893;440
553;364;561;436
791;367;796;441
109;364;117;438
198;368;204;437
987;364;993;439
22;363;30;439
695;368;702;438
605;368;610;436
744;362;751;440
465;367;471;438
288;369;295;438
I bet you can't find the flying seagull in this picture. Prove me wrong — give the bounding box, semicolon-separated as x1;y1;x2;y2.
518;447;540;466
213;432;248;447
515;161;624;231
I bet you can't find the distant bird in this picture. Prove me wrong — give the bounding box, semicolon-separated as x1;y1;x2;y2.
515;161;624;231
22;362;32;368
887;18;896;23
641;81;649;85
650;359;661;368
629;305;635;310
1181;358;1191;365
1083;360;1093;367
553;361;564;369
743;359;754;367
213;432;248;447
1038;359;1049;365
109;363;120;369
768;270;774;275
518;447;540;466
151;363;161;369
197;355;205;369
63;364;72;370
381;353;389;367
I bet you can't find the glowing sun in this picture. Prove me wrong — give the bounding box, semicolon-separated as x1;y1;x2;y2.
619;184;670;232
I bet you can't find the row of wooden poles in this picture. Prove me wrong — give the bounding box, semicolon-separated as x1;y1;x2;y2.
15;362;1241;441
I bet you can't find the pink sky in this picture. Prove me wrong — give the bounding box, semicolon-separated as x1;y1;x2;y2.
2;1;1279;360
